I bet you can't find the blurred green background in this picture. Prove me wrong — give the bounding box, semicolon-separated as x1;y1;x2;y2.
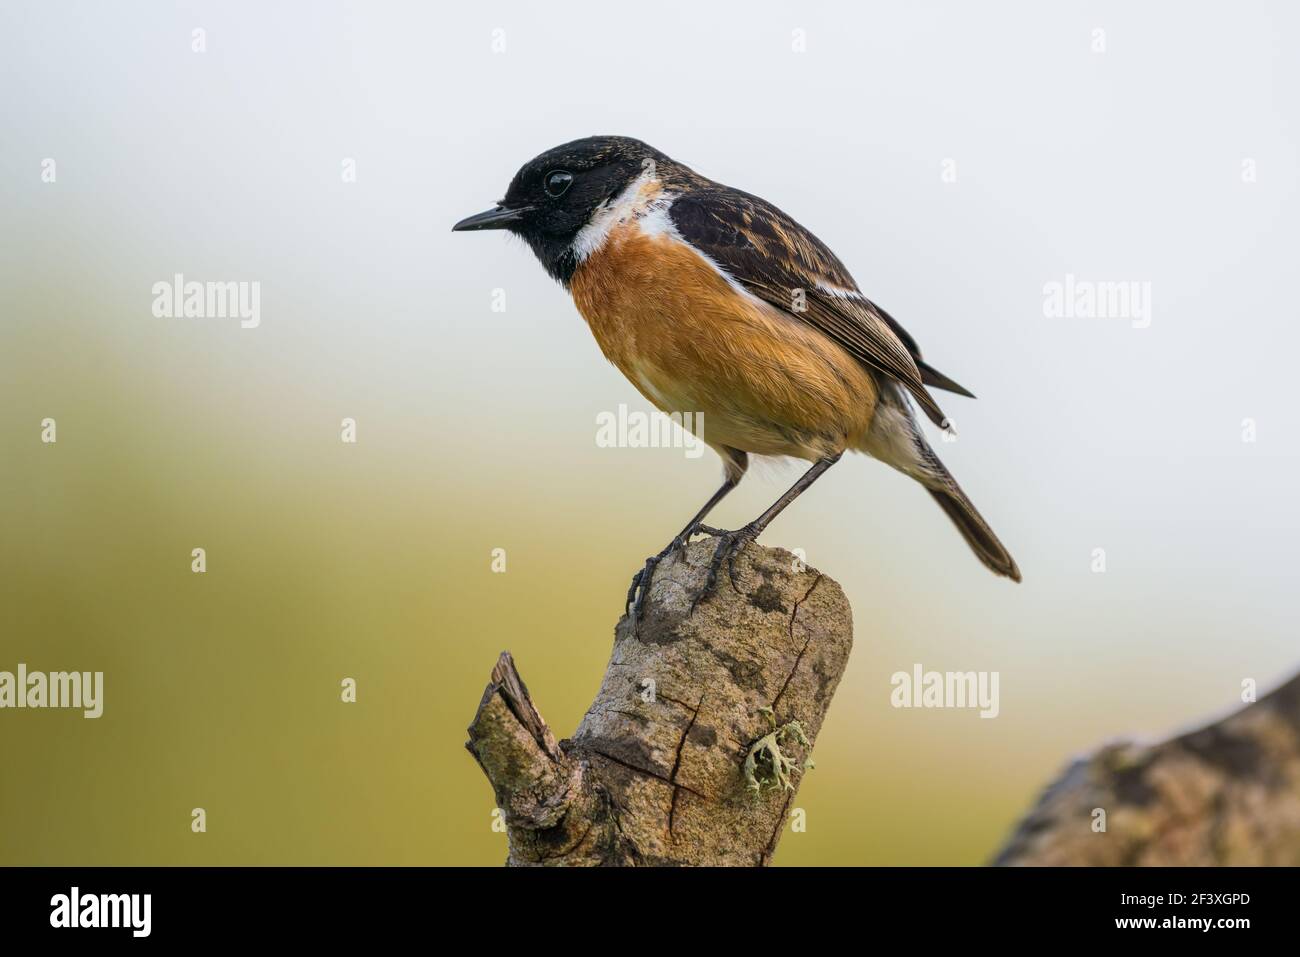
2;1;1297;865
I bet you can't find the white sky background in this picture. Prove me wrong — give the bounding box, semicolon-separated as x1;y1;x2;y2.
3;0;1298;754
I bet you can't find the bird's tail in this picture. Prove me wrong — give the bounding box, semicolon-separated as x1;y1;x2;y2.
924;476;1021;582
861;382;1021;582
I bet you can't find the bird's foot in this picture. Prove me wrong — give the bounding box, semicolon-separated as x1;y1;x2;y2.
625;524;761;629
626;533;694;625
691;523;760;611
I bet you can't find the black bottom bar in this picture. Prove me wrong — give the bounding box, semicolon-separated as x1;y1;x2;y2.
0;866;1279;942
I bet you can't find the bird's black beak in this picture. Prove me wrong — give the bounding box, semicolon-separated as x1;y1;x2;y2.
451;205;532;232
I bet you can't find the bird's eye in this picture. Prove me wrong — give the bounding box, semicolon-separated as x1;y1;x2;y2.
544;170;574;197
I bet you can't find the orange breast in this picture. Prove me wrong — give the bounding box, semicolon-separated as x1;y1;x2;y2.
569;223;877;460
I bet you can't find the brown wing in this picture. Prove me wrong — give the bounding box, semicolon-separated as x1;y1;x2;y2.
872;301;976;399
669;187;966;425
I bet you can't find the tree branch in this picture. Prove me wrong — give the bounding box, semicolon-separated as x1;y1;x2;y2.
995;673;1300;865
465;535;854;866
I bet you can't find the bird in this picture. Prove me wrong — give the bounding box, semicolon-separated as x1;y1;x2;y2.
453;135;1020;620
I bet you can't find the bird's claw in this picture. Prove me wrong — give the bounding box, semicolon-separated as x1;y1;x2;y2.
691;524;758;612
626;524;760;629
627;534;691;626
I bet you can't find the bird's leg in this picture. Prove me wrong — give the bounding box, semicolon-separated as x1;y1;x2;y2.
628;450;748;624
627;476;739;621
694;452;843;606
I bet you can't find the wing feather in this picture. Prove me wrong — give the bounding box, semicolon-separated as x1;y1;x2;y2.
669;189;960;426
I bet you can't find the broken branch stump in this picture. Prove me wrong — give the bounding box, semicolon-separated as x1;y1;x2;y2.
465;536;853;866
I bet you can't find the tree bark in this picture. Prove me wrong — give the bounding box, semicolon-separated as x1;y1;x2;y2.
465;536;853;866
995;673;1300;865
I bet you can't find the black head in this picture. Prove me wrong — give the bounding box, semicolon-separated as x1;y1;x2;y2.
453;136;673;285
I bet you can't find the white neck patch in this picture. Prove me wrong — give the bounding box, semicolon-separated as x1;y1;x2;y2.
571;168;677;262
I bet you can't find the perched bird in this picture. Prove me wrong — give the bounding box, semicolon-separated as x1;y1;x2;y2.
454;136;1020;617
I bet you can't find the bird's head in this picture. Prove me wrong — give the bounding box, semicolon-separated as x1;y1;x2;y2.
453;135;673;284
